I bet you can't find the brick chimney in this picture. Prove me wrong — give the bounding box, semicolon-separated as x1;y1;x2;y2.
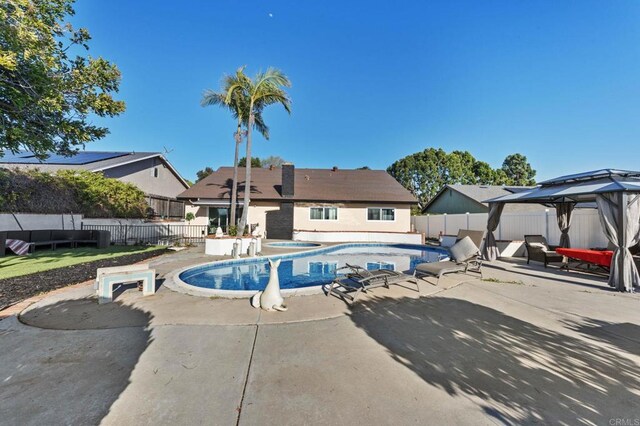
282;163;295;197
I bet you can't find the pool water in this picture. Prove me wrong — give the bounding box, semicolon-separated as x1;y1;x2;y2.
179;243;447;291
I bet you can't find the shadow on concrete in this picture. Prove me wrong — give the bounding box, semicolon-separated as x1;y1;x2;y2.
0;299;153;425
348;296;640;424
485;260;612;292
20;297;152;330
562;317;640;357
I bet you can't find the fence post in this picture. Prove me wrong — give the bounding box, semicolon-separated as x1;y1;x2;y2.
545;209;550;242
426;214;430;239
466;212;470;230
443;213;447;235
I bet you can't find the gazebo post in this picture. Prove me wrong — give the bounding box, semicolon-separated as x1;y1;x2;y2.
616;192;628;292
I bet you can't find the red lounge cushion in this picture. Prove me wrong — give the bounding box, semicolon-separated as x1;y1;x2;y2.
556;248;613;268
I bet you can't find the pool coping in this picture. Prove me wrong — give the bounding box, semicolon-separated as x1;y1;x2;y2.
164;242;449;299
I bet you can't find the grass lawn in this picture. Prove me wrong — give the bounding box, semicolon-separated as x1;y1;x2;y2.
0;245;166;280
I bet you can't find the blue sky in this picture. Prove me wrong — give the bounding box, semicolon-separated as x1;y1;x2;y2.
74;1;640;182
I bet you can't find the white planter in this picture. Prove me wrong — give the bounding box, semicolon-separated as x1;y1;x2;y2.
205;237;262;256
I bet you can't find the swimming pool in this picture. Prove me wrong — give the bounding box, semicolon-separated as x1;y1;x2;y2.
175;243;447;297
266;242;322;248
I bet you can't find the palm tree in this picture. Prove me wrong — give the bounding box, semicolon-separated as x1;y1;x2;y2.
224;67;292;234
201;71;269;228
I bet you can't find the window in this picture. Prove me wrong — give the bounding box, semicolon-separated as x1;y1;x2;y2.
366;262;395;271
308;262;337;275
310;207;338;221
367;207;395;221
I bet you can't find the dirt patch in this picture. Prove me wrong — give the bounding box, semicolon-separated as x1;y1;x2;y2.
0;248;168;311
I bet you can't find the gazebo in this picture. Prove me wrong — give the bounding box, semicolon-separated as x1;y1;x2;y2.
483;169;640;292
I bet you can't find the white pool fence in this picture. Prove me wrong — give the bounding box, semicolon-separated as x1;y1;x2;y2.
412;209;609;249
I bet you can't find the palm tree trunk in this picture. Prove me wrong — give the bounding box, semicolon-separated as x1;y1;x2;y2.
230;122;242;228
238;110;254;235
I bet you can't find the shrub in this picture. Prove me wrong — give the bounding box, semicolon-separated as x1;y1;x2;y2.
0;168;148;218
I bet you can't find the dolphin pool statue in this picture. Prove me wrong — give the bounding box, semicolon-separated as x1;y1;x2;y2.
251;258;288;312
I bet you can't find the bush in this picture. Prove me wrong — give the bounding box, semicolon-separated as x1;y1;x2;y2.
0;168;148;218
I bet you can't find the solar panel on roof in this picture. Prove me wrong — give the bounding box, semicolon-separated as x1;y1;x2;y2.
0;151;130;165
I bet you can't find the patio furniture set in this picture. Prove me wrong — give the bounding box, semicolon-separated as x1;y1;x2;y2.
327;229;485;304
0;229;111;257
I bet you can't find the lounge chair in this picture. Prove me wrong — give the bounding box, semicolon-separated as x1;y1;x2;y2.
326;263;419;304
414;236;482;284
524;235;563;268
455;229;485;249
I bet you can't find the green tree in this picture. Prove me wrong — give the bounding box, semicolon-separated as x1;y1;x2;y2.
201;69;269;227
238;157;262;168
0;0;125;158
224;67;292;234
357;166;371;170
196;166;214;182
261;155;287;168
501;153;536;186
472;160;496;184
387;148;450;210
388;149;537;210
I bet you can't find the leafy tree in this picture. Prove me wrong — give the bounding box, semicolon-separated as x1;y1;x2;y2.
224;67;291;234
196;166;214;182
0;0;125;158
472;160;496;184
387;148;449;210
261;155;287;168
201;69;269;227
387;149;537;210
501;153;536;186
357;166;371;170
238;157;262;168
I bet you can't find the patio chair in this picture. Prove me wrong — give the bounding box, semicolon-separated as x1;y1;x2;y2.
326;263;419;304
413;236;482;285
524;235;563;268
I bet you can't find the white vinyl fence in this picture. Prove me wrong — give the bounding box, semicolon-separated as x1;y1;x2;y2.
412;209;609;249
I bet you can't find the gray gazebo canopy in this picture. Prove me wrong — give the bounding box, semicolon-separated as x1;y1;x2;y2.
483;169;640;292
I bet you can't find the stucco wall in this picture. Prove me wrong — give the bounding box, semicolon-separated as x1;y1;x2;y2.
102;158;187;199
185;205;208;226
187;202;280;231
189;202;413;234
248;201;281;231
293;203;412;233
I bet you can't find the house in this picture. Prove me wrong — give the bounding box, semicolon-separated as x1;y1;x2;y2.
0;150;190;219
422;184;550;214
178;164;418;240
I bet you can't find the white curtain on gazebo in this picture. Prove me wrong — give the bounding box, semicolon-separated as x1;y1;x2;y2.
596;193;640;291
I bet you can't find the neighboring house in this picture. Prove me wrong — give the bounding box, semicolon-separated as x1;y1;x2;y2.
178;164;417;239
422;184;550;214
0;150;190;219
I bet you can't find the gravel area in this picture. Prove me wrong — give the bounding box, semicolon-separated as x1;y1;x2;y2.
0;248;168;311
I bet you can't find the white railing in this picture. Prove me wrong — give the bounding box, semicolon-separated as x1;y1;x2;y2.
412;209;609;248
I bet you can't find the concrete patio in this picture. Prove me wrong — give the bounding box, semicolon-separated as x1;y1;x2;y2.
1;247;639;425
